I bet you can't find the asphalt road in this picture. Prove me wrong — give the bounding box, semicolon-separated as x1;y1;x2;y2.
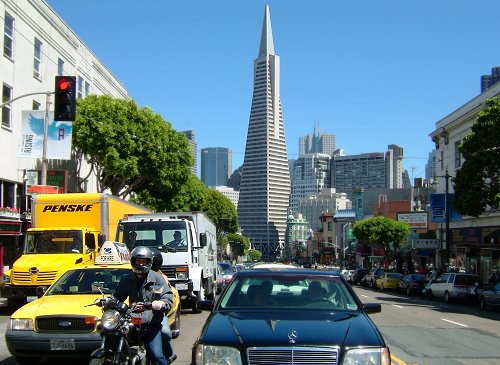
0;289;499;365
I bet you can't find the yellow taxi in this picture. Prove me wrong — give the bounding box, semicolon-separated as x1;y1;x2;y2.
375;272;403;291
5;242;180;364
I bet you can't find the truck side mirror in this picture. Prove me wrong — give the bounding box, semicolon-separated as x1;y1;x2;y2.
85;233;96;250
199;233;207;247
98;234;106;248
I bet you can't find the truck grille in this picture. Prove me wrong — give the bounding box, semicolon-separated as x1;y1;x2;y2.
12;271;58;284
247;347;338;365
36;315;97;333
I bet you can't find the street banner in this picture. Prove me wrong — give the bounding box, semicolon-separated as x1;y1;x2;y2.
430;193;463;223
18;111;73;160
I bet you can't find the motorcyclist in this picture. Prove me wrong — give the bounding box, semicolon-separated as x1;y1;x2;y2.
150;247;177;364
112;246;173;365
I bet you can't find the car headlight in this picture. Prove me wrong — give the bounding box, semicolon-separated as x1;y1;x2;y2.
2;274;10;283
8;318;33;330
342;347;390;365
101;310;121;331
194;344;242;365
176;272;188;280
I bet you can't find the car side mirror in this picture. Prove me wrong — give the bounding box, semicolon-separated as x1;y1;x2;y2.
363;303;381;314
35;286;48;298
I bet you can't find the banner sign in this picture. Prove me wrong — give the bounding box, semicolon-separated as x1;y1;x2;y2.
430;193;463;223
397;212;428;229
18;111;72;160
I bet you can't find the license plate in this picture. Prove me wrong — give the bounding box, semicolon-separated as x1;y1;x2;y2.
175;283;188;290
26;296;38;302
50;339;75;351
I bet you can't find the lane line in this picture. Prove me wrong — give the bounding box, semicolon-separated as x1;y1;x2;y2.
441;318;468;327
392;304;404;309
391;354;408;365
360;294;369;298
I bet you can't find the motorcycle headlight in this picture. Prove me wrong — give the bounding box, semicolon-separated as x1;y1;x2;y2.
342;347;390;365
101;310;121;331
194;344;242;365
176;272;188;280
8;318;33;330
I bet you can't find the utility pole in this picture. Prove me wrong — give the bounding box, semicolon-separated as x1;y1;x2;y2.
444;170;451;267
41;93;51;185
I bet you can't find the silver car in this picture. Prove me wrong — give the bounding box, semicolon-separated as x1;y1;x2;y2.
428;273;482;303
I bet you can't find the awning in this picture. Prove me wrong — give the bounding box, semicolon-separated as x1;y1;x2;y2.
414;249;434;257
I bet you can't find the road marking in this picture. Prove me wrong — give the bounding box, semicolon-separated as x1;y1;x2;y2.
360;294;369;298
391;354;408;364
441;318;468;327
393;304;404;309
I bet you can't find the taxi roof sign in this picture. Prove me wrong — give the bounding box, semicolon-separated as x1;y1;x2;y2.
95;241;130;265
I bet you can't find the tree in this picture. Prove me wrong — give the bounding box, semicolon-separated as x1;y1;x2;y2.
201;189;239;243
352;216;411;268
227;233;250;259
454;96;500;216
73;95;193;201
246;249;262;262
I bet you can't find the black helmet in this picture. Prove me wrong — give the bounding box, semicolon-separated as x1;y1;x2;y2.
150;247;163;272
130;246;153;274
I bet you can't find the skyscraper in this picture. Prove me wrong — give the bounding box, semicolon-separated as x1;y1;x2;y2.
180;130;197;175
299;126;336;157
201;147;232;187
238;5;291;260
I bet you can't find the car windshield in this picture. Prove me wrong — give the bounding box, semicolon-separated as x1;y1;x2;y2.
218;272;359;311
46;268;131;295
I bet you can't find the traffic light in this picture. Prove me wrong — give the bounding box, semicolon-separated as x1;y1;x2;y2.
54;76;76;121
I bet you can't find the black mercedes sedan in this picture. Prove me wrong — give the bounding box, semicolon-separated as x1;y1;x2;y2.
192;268;390;365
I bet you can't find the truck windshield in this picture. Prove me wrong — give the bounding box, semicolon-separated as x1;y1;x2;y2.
117;221;188;252
24;230;84;254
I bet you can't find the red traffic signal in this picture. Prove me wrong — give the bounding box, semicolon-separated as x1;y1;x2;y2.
54;76;76;121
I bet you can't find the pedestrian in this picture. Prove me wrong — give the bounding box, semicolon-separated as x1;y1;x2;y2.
488;269;498;287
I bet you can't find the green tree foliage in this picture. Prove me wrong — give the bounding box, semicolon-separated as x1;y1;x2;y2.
246;249;262;262
73;95;193;201
454;96;500;217
201;189;239;243
352;216;410;268
227;232;250;258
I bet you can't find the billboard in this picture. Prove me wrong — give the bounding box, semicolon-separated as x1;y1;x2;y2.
397;212;428;229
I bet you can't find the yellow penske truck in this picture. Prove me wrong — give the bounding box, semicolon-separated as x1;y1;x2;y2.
1;193;151;307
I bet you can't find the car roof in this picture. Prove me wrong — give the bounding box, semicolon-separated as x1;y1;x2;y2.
251;263;299;269
237;268;341;277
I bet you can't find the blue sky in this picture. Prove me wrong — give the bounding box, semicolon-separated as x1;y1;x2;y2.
47;0;500;180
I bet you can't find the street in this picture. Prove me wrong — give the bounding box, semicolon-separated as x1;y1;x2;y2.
0;288;499;365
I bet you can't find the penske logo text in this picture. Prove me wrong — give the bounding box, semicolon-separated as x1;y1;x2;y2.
42;204;94;212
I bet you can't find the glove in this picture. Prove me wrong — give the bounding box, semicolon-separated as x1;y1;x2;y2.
151;300;166;310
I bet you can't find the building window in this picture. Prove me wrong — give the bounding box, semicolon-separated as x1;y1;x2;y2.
3;12;14;59
327;222;333;231
440;150;444;169
85;81;90;96
33;100;41;110
57;58;64;76
454;141;462;169
33;37;42;79
2;84;12;128
77;76;84;98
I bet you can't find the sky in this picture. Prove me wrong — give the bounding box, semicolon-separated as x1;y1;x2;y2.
47;0;500;180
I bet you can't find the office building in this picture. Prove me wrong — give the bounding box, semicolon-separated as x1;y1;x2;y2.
180;130;197;175
299;128;335;157
298;188;351;231
213;186;239;210
201;147;232;187
238;5;291;259
480;66;500;93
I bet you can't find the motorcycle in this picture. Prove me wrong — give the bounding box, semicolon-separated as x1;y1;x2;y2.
88;297;151;365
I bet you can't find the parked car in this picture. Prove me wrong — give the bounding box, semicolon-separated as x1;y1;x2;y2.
216;262;235;294
341;269;355;283
194;268;390;365
427;273;482;303
375;272;403;290
397;274;429;296
479;282;500;311
352;268;368;285
362;268;386;288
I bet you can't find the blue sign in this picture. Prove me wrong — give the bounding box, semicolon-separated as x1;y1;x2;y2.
430;193;463;223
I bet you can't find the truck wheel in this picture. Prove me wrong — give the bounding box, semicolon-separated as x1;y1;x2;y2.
192;286;205;313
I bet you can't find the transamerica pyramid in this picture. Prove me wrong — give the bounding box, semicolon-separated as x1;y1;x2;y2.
237;5;291;260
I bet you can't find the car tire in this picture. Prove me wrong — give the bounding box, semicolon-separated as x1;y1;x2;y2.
428;289;434;299
172;308;181;338
480;296;487;310
192;285;205;313
16;357;41;365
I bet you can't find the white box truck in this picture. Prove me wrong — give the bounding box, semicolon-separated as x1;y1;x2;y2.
115;212;217;312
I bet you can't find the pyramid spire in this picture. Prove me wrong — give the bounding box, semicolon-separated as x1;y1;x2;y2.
258;5;275;57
